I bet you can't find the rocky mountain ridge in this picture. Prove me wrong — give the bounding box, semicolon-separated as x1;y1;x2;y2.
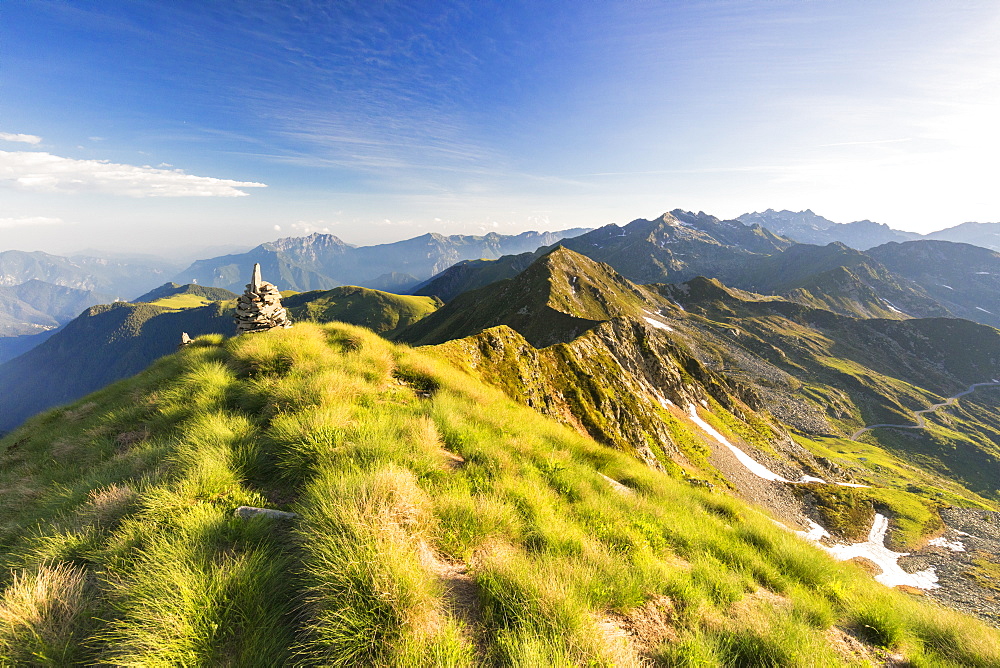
740;208;1000;251
176;228;590;294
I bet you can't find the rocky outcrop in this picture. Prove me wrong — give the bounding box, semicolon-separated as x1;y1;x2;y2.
234;264;292;334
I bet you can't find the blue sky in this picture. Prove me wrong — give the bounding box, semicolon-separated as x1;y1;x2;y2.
2;1;999;254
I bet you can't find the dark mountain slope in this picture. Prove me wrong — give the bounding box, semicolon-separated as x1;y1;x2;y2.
0;301;234;432
735;242;950;320
416;228;952;323
867;240;1000;328
0;280;112;335
416;210;793;301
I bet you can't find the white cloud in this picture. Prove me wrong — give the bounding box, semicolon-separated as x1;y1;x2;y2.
0;215;66;229
273;224;282;231
0;150;267;197
290;221;331;234
0;132;42;145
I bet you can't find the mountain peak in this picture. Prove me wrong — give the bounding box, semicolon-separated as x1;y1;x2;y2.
398;246;658;347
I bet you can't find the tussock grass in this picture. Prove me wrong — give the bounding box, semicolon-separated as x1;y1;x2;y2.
1;322;999;665
0;562;91;664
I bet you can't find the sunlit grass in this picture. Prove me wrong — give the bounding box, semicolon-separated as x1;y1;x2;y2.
0;322;998;665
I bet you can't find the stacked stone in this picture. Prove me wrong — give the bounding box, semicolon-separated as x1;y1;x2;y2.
234;263;292;334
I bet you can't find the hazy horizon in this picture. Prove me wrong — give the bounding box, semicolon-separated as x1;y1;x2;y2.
3;1;999;255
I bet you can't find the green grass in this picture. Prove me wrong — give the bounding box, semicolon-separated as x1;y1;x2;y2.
2;323;1000;665
146;293;223;310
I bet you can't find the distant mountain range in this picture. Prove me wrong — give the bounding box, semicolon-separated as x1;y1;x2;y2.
174;229;591;293
0;280;112;336
738;208;1000;251
416;209;1000;330
0;249;179;297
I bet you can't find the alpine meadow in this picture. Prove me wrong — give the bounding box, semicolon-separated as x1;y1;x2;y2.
5;2;1000;666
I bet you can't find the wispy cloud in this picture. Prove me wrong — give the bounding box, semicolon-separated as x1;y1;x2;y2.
818;138;912;147
0;132;42;145
0;215;66;228
0;150;266;197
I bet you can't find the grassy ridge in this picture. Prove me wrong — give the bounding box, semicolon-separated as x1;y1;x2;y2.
2;324;999;665
282;285;441;338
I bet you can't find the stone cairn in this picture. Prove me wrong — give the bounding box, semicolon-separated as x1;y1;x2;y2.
234;263;292;334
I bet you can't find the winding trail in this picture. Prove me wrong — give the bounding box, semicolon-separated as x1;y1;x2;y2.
850;380;1000;441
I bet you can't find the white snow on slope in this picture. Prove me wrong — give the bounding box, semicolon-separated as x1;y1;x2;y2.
976;306;994;314
928;536;965;552
643;312;673;331
880;299;906;315
686;406;867;487
824;514;939;589
795;520;831;541
941;285;954;290
687;406;791;482
683;406;933;588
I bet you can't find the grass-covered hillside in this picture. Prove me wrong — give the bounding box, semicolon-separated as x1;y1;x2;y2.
3;323;999;666
283;285;441;338
0;285;440;433
658;277;1000;501
0;300;234;432
133;282;239;306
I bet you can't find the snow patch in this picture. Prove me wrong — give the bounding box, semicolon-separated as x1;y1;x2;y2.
643;313;673;331
941;285;954;290
687;406;791;482
928;536;965;552
976;306;994;314
880;299;906;315
795;520;831;541
821;514;939;589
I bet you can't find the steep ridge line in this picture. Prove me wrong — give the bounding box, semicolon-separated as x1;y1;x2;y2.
850;380;1000;441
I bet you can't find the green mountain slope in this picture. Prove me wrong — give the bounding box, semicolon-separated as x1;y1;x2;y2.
0;300;234;432
397;250;1000;624
133;282;238;304
283;285;441;338
0;285;440;433
658;278;1000;499
400;247;663;348
2;323;998;665
867;240;1000;328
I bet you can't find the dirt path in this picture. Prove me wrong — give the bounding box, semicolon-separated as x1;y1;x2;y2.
418;541;488;659
850;380;1000;441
